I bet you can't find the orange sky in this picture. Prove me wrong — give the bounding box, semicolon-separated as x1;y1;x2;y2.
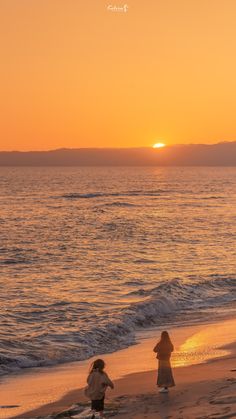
1;0;236;151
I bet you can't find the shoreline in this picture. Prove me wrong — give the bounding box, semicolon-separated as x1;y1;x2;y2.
12;341;236;419
1;317;236;419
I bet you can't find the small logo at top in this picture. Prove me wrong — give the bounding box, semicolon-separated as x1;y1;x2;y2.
107;4;129;13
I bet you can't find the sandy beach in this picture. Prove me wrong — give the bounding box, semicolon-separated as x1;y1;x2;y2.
0;317;235;419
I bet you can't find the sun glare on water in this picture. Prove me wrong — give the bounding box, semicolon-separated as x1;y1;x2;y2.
153;143;166;148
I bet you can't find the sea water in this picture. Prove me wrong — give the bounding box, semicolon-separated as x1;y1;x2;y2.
0;166;236;376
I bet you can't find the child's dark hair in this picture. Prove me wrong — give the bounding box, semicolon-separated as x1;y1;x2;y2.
90;358;105;374
160;331;172;343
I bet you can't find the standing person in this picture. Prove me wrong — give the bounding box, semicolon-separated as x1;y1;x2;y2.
85;358;114;419
153;331;175;393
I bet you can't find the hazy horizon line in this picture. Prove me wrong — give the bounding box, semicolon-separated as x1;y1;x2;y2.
1;140;235;153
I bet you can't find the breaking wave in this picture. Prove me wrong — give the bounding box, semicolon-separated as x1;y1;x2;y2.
0;275;235;376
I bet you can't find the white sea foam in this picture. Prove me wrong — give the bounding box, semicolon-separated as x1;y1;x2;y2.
0;276;235;376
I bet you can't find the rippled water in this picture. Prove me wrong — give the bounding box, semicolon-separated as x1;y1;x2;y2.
0;166;236;376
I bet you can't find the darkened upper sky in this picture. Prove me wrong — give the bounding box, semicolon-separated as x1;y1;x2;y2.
1;0;236;151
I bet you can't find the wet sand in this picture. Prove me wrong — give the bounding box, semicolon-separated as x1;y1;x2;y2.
1;318;236;419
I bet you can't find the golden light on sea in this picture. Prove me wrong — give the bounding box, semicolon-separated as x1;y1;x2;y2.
153;143;166;148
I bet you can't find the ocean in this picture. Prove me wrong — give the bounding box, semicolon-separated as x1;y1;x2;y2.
0;166;236;377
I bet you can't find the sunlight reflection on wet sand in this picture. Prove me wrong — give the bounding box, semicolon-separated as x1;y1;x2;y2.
0;318;235;418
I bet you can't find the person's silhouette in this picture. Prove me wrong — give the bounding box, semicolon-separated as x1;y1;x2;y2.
153;331;175;393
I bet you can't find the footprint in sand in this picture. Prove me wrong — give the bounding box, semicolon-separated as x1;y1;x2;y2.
211;413;236;419
210;395;236;405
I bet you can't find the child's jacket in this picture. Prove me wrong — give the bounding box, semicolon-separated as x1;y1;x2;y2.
85;369;113;400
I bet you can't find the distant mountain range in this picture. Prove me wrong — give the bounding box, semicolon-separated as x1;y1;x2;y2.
0;142;236;166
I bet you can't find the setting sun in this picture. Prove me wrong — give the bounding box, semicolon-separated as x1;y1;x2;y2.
153;143;166;149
